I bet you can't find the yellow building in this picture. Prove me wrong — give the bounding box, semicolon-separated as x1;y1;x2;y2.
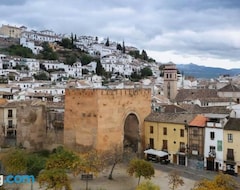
0;24;24;38
144;112;196;166
223;118;240;175
0;100;17;146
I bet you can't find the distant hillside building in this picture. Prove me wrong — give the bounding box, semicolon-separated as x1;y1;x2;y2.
163;63;178;101
0;24;25;38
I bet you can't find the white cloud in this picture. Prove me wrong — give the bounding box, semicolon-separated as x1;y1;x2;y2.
0;0;240;69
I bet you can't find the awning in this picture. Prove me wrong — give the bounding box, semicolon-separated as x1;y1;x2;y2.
144;149;169;157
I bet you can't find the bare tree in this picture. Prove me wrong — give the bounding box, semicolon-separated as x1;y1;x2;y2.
102;144;124;180
168;170;184;190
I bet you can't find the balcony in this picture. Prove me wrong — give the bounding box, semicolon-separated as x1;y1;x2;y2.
226;154;235;161
6;124;17;130
206;122;223;128
179;148;186;153
208;151;216;158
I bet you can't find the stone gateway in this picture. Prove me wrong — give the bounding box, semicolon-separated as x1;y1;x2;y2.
64;88;151;154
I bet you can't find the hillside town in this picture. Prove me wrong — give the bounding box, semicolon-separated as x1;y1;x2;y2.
1;23;240;189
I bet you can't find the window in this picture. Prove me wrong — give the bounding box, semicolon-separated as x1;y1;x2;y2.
8;120;13;128
150;126;154;134
8;109;13;118
227;148;234;161
180;142;185;152
149;138;154;149
228;134;233;143
210;132;215;140
193;129;198;137
217;140;222;151
210;146;215;153
162;140;168;150
163;127;167;135
180;129;184;137
192;144;198;150
209;146;216;157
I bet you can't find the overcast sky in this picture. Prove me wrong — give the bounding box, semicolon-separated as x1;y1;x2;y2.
1;0;240;69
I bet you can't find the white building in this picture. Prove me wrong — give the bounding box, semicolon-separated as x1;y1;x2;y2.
42;61;82;79
21;29;63;43
204;113;229;171
20;38;43;54
21;58;40;72
42;61;67;71
9;80;51;91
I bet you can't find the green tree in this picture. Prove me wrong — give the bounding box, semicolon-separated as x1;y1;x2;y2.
192;173;240;190
40;42;58;60
61;38;73;49
38;146;80;190
6;45;34;58
141;67;153;78
141;50;148;60
45;146;79;171
38;168;71;190
116;43;122;51
26;153;46;178
136;181;160;190
33;72;50;80
73;150;104;190
168;170;184;190
70;33;74;45
127;158;155;185
96;61;105;76
122;41;125;54
130;71;141;82
1;148;27;175
159;64;165;77
129;50;141;59
105;37;110;46
80;54;94;65
65;54;77;65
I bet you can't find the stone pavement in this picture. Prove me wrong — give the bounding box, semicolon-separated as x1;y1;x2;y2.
153;162;240;183
19;162;240;190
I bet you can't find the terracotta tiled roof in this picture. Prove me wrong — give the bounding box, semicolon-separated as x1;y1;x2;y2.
189;115;207;127
224;118;240;131
180;104;230;114
144;112;196;124
218;83;240;92
160;104;187;113
175;89;218;102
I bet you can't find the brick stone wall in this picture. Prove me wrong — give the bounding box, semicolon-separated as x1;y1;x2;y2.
64;88;151;153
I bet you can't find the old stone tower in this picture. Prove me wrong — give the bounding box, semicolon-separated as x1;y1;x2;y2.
163;63;178;101
64;88;151;154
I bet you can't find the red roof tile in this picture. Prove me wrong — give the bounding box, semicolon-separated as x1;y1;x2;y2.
189;114;207;127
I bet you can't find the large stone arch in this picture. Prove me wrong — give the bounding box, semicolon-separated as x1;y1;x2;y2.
123;112;140;153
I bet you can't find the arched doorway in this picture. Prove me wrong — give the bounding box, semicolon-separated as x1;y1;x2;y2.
123;113;140;153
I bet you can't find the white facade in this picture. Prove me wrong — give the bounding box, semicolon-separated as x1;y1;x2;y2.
22;58;40;71
9;80;51;91
50;71;68;82
21;30;62;42
84;61;97;72
42;61;67;71
30;86;65;95
20;38;43;54
228;104;240;118
203;114;229;171
42;61;82;78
